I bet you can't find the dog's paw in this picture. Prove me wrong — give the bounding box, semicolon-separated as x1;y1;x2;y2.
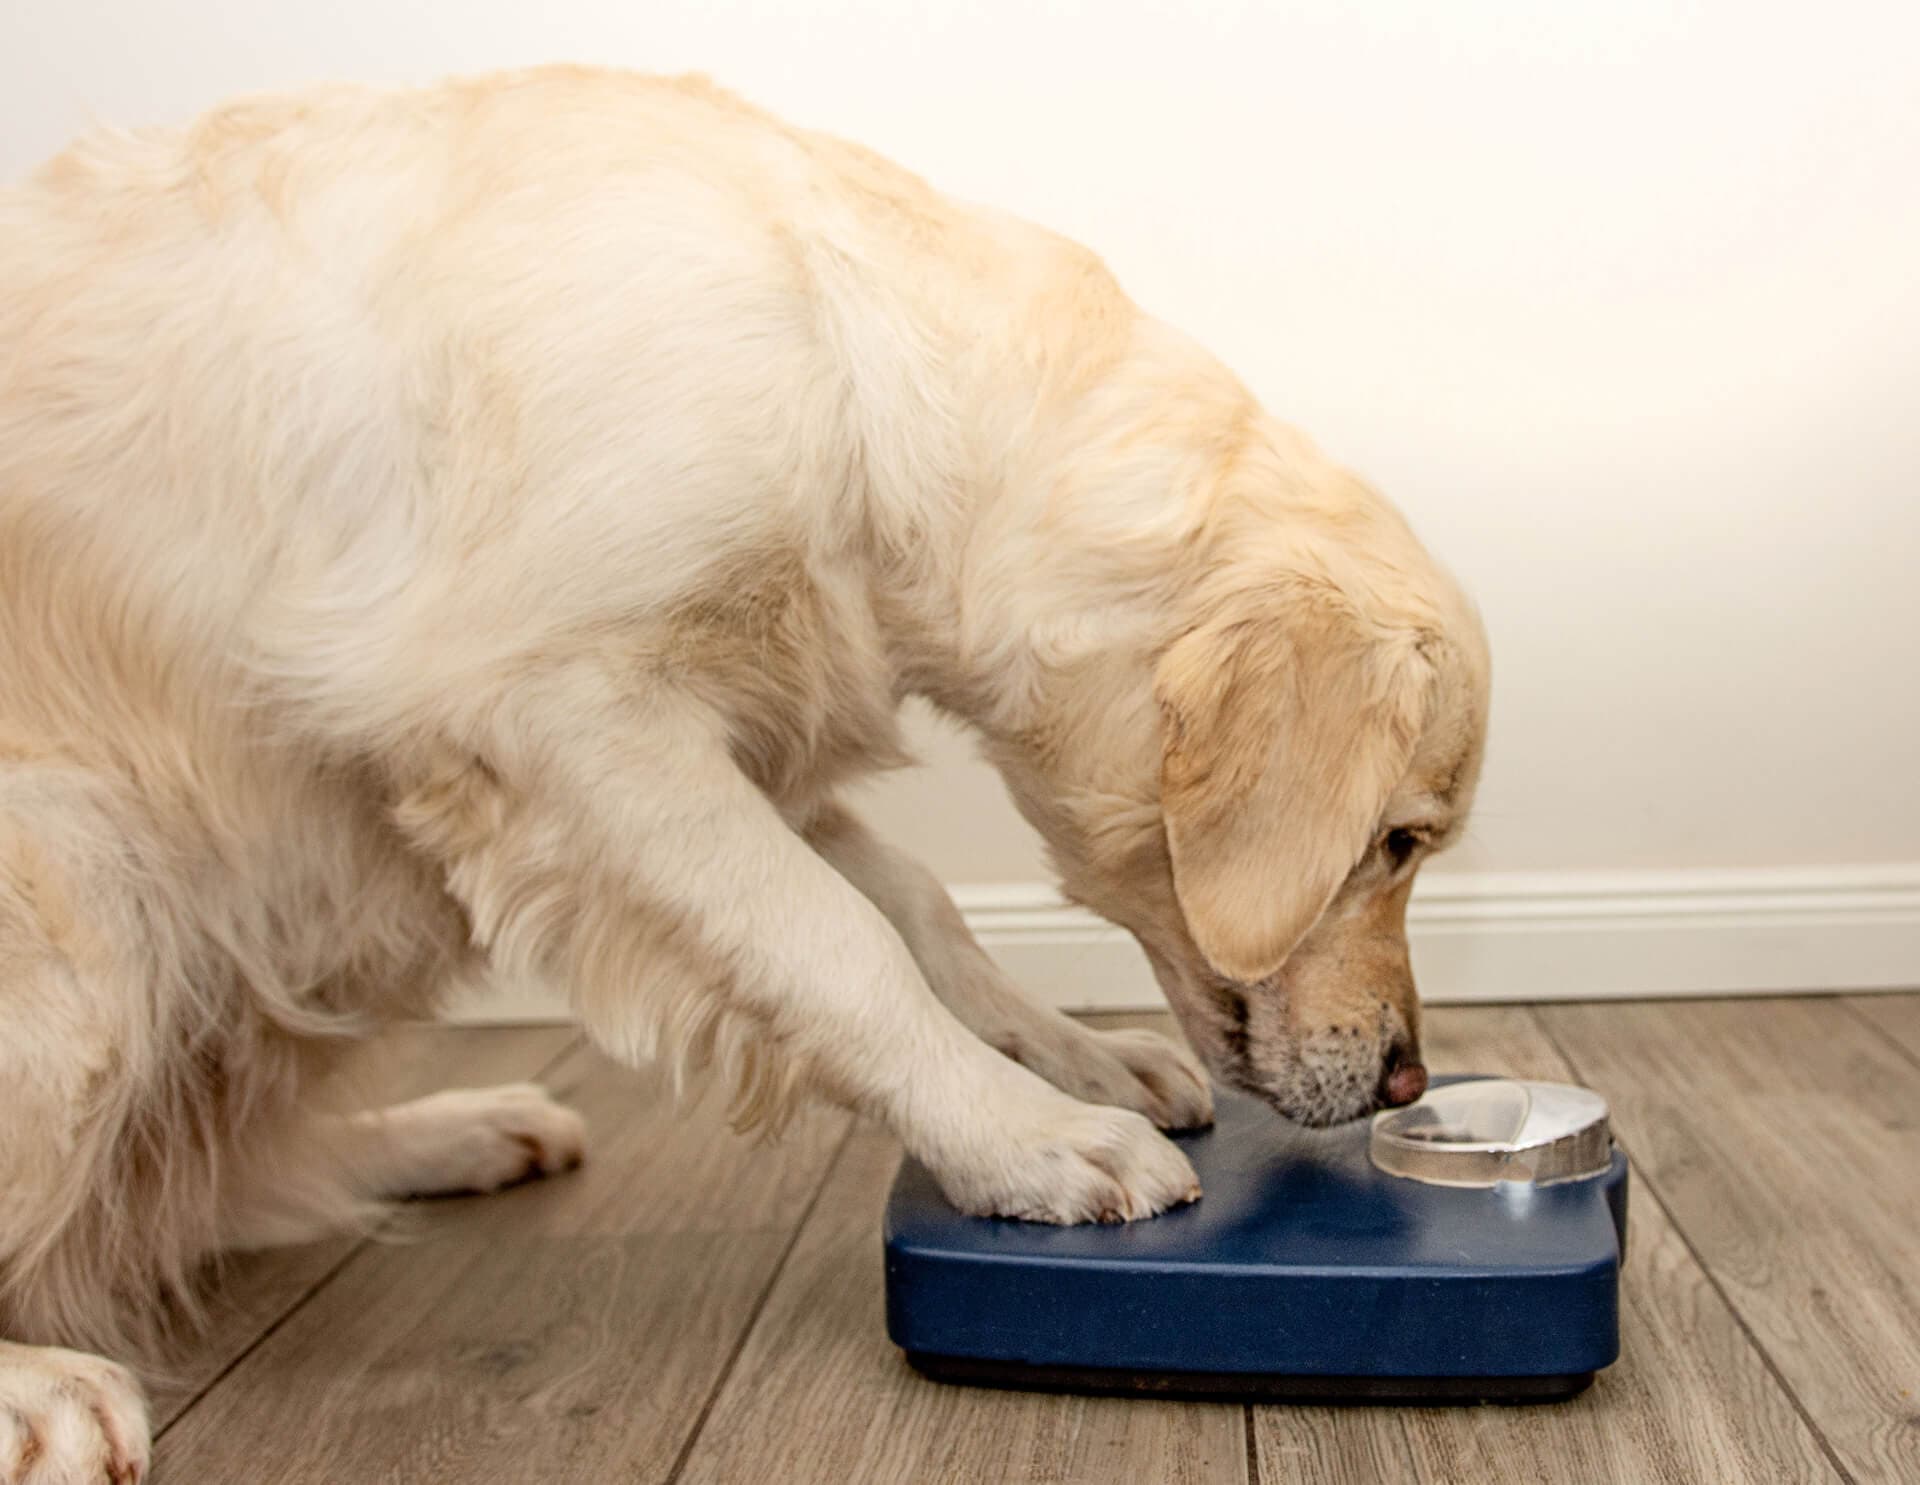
937;1095;1201;1225
994;1021;1214;1132
0;1342;149;1485
1080;1026;1215;1130
376;1083;587;1197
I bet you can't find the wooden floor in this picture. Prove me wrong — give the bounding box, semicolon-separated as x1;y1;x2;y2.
149;995;1919;1484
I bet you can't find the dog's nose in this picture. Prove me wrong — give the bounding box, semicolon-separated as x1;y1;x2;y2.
1379;1048;1428;1107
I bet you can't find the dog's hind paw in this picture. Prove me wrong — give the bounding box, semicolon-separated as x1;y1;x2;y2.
0;1342;150;1485
363;1083;587;1197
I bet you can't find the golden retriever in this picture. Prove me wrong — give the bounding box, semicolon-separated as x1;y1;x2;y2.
0;67;1487;1481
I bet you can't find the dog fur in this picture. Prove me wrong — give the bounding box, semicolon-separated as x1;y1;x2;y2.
0;67;1487;1481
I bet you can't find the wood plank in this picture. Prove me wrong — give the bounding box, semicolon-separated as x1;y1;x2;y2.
1845;990;1920;1066
676;1126;1247;1485
1539;997;1920;1484
1384;1005;1837;1485
1249;1409;1414;1485
148;1024;580;1429
155;1040;851;1484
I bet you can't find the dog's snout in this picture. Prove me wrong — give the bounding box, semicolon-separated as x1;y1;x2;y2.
1379;1044;1428;1107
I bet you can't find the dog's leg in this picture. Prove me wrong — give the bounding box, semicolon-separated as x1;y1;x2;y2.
808;806;1212;1129
1;789;162;1484
397;680;1198;1224
0;1342;148;1485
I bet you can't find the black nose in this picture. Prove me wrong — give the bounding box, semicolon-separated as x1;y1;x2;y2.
1379;1044;1428;1107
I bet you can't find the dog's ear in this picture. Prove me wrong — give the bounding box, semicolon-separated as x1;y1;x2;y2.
1155;586;1432;983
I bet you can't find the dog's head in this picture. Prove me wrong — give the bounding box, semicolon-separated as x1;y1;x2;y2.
1141;560;1487;1124
995;444;1489;1128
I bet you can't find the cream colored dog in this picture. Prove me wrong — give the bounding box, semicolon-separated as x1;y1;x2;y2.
0;68;1487;1481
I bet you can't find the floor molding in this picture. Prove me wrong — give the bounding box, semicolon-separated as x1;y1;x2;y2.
446;864;1920;1021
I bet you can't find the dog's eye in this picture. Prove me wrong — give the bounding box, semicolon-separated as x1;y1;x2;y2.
1383;829;1419;869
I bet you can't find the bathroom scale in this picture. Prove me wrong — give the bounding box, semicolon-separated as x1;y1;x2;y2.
884;1075;1628;1403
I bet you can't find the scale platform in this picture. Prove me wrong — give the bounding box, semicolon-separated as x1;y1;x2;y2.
884;1076;1628;1403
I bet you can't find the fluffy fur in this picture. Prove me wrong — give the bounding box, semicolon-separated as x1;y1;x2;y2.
0;67;1487;1480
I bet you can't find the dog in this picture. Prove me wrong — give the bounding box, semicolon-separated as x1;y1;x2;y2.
0;67;1488;1482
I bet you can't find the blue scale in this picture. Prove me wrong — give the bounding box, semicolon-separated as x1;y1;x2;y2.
885;1076;1627;1402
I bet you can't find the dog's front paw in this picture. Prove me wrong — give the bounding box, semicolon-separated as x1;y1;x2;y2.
0;1342;150;1485
936;1095;1201;1225
374;1083;587;1197
1080;1026;1214;1131
994;1021;1214;1132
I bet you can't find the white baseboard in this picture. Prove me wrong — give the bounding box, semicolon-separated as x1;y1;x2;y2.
959;864;1920;1011
446;864;1920;1022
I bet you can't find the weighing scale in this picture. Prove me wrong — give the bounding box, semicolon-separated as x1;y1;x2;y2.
884;1076;1627;1402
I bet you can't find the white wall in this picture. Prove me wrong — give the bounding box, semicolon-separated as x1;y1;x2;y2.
6;2;1916;1002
